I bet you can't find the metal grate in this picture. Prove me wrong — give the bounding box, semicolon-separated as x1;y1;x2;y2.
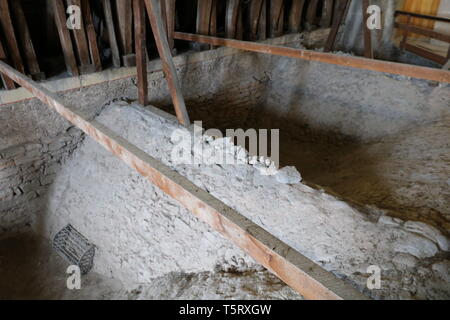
52;224;95;275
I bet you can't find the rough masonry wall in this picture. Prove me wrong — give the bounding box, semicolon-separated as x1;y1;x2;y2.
248;55;450;143
0;79;136;234
0;51;268;235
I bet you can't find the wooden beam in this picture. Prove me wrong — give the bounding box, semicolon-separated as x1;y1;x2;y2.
196;0;213;35
362;0;373;59
395;23;450;43
320;0;334;28
258;0;267;40
209;0;217;37
395;10;450;24
68;0;92;72
116;0;133;55
82;0;102;71
10;0;44;80
0;0;25;74
400;14;412;50
51;0;79;76
102;0;121;68
324;0;350;52
165;0;176;50
0;59;369;301
226;0;241;39
402;42;448;65
174;32;450;83
0;39;15;89
306;0;320;29
288;0;306;33
196;0;213;50
249;0;265;40
133;0;148;106
144;0;190;125
269;0;284;37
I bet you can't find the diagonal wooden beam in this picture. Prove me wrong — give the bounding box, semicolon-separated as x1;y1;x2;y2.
10;0;44;80
306;0;320;29
144;0;190;126
362;0;373;59
226;0;241;39
325;0;350;52
165;0;176;50
133;0;148;106
0;0;25;74
174;32;450;83
249;0;264;40
320;0;334;28
102;0;121;68
269;0;284;37
51;0;79;76
289;0;306;33
116;0;134;55
195;0;213;50
82;0;102;71
0;39;15;89
68;0;93;73
0;59;368;300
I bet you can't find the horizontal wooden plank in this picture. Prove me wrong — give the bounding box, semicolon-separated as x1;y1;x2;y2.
174;32;450;83
396;22;450;43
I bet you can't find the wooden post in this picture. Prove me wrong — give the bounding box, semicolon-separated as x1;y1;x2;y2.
249;0;264;40
269;0;284;37
289;0;306;33
306;0;320;29
0;0;25;74
174;32;450;83
209;0;217;37
144;0;190;125
82;0;103;71
196;0;213;50
51;0;79;76
165;0;177;50
68;0;94;74
226;0;241;39
258;0;267;40
133;0;148;106
116;0;135;66
362;0;373;58
325;0;350;52
102;0;121;68
10;0;44;80
0;39;16;89
320;0;334;28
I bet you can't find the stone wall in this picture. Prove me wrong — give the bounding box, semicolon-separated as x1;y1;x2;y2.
2;31;449;235
0;46;270;235
0;78;136;234
248;55;450;143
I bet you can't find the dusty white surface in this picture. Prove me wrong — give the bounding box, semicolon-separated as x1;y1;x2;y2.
38;103;450;299
0;233;300;300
